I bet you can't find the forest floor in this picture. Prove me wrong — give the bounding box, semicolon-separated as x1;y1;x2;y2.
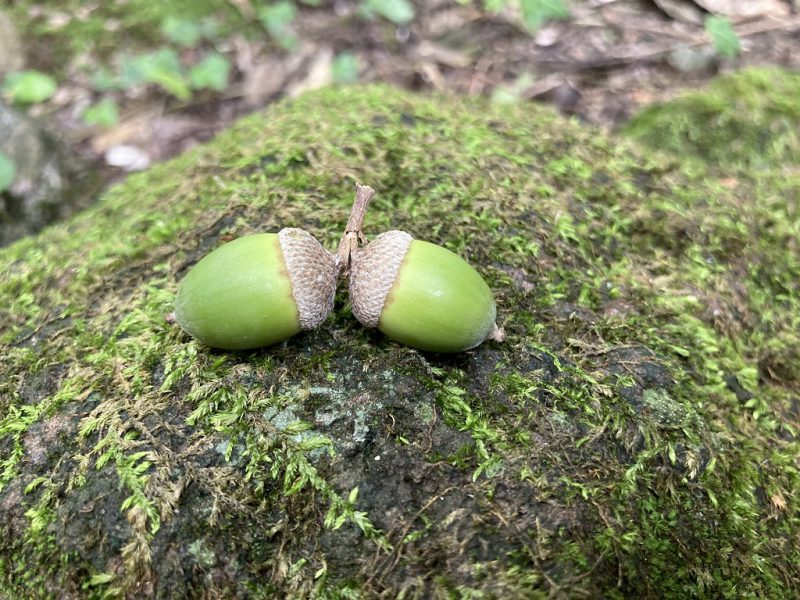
4;0;800;182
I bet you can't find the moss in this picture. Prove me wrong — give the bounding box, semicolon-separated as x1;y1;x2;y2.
1;72;799;598
623;67;800;170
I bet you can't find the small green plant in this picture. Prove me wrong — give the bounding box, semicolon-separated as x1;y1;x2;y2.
0;154;15;193
189;52;231;92
259;1;299;50
1;70;57;104
128;48;191;100
360;0;415;24
520;0;569;30
331;52;360;84
484;0;569;31
83;98;120;127
705;15;740;58
161;16;219;47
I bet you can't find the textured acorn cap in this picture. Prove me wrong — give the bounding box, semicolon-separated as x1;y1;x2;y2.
278;227;339;330
349;230;413;328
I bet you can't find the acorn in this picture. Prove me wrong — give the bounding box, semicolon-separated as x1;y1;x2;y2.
338;186;502;353
347;230;503;353
175;228;338;350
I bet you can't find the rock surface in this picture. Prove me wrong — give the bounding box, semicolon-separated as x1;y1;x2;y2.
1;69;798;598
0;101;86;247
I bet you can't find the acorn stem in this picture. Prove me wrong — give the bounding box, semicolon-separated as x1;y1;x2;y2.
337;183;375;274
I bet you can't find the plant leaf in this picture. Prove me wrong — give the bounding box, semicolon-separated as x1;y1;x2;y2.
162;17;203;47
136;49;191;100
705;15;740;59
331;52;360;84
259;2;298;50
519;0;569;31
362;0;415;24
2;70;58;104
83;98;120;127
189;53;231;91
0;153;15;193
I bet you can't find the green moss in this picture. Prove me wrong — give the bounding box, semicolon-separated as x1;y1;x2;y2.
623;67;800;170
1;73;799;598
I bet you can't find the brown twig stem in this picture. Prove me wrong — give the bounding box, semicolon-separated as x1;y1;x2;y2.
336;183;375;274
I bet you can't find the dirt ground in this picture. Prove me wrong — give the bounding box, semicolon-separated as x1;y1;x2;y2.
22;0;800;177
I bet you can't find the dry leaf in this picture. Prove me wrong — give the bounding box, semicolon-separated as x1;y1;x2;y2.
652;0;705;25
287;47;333;98
770;493;787;511
414;40;472;68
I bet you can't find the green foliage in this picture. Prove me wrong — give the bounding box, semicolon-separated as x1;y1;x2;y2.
83;98;120;127
519;0;569;30
705;15;740;59
0;153;15;193
161;16;219;47
90;67;121;92
484;0;569;30
1;70;58;104
189;52;231;91
258;1;299;50
130;48;191;100
331;52;361;84
360;0;416;24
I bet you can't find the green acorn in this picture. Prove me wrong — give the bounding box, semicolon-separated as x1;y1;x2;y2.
348;230;503;353
175;228;338;350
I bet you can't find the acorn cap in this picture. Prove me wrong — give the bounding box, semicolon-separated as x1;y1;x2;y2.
278;228;339;330
350;230;413;328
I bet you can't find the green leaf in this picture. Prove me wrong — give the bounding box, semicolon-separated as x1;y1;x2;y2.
162;17;203;47
83;98;119;127
91;67;121;92
189;53;231;91
519;0;569;31
120;56;147;89
331;52;360;84
484;0;508;11
87;572;115;586
258;2;298;50
362;0;415;24
705;15;740;59
135;49;191;100
2;70;58;104
0;153;15;193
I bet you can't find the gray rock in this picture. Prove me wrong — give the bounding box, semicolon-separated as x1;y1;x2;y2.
0;102;84;246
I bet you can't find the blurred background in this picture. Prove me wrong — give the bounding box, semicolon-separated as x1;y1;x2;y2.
1;0;798;245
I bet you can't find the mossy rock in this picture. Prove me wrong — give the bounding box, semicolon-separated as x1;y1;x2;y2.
1;69;799;598
624;67;800;171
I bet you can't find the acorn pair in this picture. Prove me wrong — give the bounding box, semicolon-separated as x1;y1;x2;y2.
174;185;502;353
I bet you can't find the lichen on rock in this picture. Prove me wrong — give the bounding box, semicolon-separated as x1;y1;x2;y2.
1;70;799;598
